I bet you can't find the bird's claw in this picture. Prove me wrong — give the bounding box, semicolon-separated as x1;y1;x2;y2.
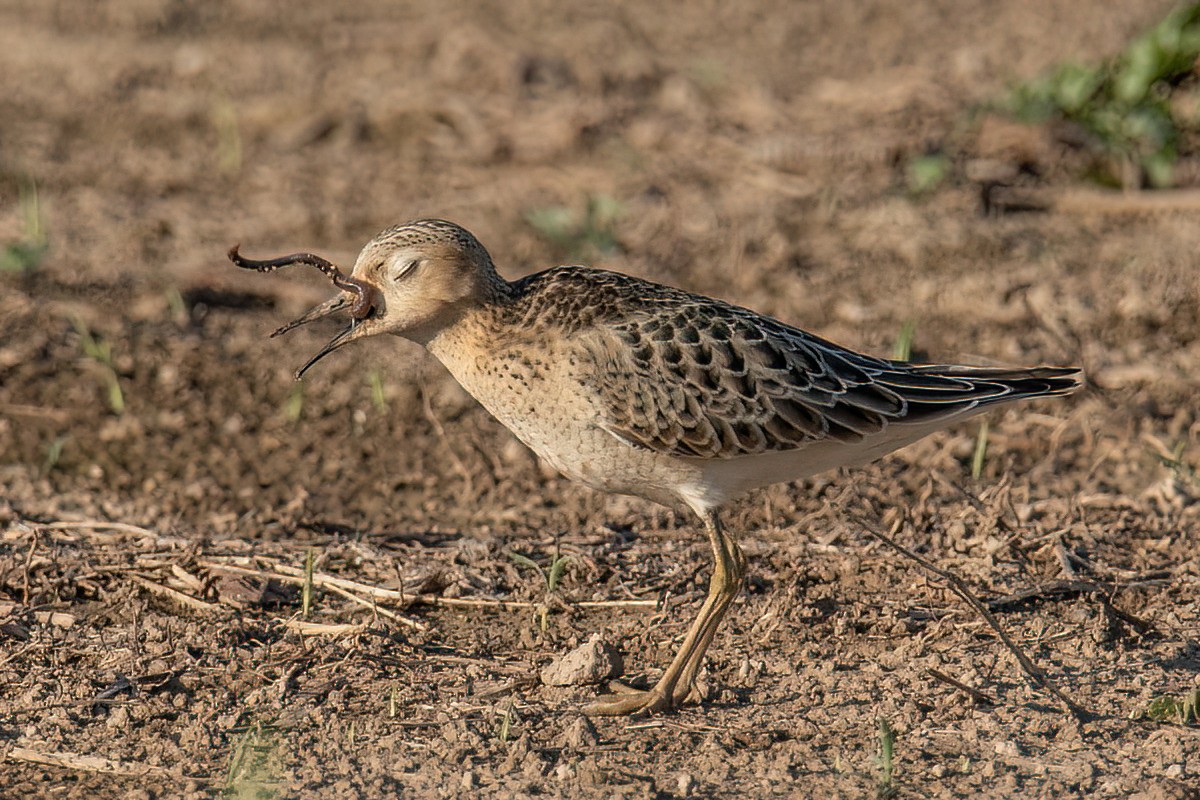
583;688;674;717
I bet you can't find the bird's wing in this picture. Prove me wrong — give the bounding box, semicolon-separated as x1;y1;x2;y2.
578;302;1077;460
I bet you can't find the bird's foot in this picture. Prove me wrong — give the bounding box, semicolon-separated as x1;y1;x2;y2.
583;686;673;717
583;676;706;716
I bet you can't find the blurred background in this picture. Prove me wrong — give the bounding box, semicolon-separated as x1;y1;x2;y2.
1;2;1198;797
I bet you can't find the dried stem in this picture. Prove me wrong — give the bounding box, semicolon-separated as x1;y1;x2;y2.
856;514;1096;721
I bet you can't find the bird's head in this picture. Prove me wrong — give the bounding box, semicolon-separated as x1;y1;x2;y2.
230;219;505;378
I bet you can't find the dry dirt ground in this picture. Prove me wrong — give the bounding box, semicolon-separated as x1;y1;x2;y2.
2;1;1199;798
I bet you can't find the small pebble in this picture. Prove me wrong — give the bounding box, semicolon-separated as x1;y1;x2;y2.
993;740;1021;758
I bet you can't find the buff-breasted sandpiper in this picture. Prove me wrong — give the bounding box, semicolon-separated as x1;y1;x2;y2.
230;219;1080;715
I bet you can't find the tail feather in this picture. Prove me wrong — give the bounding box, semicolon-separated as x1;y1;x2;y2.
878;364;1082;424
696;363;1081;503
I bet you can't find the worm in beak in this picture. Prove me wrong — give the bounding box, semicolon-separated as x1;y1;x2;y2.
228;245;379;379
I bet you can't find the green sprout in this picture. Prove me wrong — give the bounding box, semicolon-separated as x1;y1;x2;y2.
892;320;917;362
223;721;283;800
368;369;388;412
1154;439;1199;490
508;549;572;633
526;193;623;261
388;684;400;719
72;317;125;415
971;419;990;480
284;383;304;423
907;153;950;195
212;96;243;177
876;717;897;798
301;548;316;619
43;435;68;475
1;181;49;274
495;699;516;743
1144;687;1200;724
165;287;188;323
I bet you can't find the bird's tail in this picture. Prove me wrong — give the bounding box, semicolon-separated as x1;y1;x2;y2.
877;364;1082;425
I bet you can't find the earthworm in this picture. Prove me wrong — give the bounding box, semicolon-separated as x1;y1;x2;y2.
227;245;375;320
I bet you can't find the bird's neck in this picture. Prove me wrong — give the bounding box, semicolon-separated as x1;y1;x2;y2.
423;281;521;365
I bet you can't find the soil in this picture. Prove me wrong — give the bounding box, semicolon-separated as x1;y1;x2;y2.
2;1;1199;798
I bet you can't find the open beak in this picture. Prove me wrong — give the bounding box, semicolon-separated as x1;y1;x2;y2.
272;291;379;380
228;244;380;380
293;316;364;380
270;293;350;338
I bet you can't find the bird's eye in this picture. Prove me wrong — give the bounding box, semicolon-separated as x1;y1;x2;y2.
387;257;420;283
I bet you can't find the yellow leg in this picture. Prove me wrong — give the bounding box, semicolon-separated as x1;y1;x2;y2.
584;511;746;716
672;520;746;705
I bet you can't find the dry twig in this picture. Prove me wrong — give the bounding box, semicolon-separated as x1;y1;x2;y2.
987;578;1169;615
38;520;158;537
0;403;70;422
925;667;995;705
317;580;429;632
7;745;170;777
198;558;656;613
128;574;223;614
281;620;370;637
419;381;476;496
988;185;1200;215
855;515;1096;721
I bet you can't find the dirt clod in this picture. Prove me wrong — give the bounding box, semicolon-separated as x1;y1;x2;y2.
540;634;624;686
562;715;601;749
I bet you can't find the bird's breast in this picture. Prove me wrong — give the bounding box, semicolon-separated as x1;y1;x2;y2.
426;332;703;508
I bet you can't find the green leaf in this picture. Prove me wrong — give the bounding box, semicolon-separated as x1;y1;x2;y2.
1142;149;1176;188
525;207;575;247
971;419;990;480
547;556;571;592
1053;64;1103;114
106;376;125;415
507;551;542;573
1145;695;1183;722
892;320;916;362
907;154;949;195
0;241;48;273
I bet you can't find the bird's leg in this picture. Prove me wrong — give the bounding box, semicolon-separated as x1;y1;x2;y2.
671;514;746;705
585;511;746;716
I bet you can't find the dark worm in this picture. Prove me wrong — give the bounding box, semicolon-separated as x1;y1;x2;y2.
227;245;375;320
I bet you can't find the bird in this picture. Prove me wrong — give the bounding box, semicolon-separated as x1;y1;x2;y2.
230;218;1081;716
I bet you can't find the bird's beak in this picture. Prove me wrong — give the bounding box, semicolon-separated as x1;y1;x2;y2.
270;293;351;339
229;244;381;379
272;291;380;380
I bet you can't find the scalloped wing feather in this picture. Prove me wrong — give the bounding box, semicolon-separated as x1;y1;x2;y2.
583;300;1079;461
